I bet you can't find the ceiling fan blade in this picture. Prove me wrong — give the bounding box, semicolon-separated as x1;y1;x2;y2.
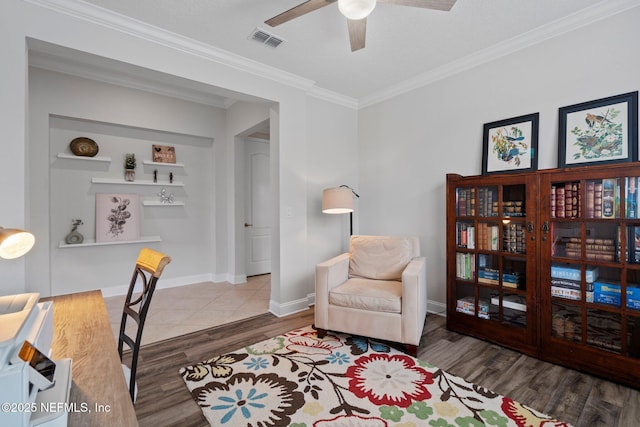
377;0;456;11
347;18;366;52
265;0;337;27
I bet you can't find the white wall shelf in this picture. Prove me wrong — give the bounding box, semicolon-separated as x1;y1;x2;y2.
91;178;184;187
142;160;185;168
58;235;162;248
142;201;185;206
57;153;112;162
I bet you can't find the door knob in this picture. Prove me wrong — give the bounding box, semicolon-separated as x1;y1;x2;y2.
245;223;253;227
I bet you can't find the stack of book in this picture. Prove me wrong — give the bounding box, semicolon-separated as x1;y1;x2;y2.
456;188;476;216
456;296;490;319
503;222;525;254
502;200;524;217
476;223;499;251
564;237;616;262
455;252;475;281
583;178;620;219
550;264;599;301
478;187;498;217
456;222;474;248
550;181;580;219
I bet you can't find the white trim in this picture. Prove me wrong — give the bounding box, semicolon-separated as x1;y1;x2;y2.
427;300;447;317
100;273;213;297
307;86;359;110
27;0;316;92
360;0;640;108
269;297;311;317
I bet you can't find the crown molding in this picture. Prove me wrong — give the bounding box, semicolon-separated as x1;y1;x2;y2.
308;86;359;110
26;0;317;93
359;0;640;108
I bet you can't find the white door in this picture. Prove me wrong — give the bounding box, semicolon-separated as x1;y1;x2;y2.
244;140;271;276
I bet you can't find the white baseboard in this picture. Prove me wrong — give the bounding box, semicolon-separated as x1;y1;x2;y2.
269;297;312;318
100;273;213;297
427;300;447;317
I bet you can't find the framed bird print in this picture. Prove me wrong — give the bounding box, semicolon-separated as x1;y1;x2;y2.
482;113;539;175
558;91;638;168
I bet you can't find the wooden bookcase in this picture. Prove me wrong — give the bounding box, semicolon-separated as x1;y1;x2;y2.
447;163;640;389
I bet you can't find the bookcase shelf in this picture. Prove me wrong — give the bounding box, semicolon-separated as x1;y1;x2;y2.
447;163;640;390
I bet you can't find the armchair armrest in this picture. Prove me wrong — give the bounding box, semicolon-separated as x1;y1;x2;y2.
315;253;350;329
401;256;427;345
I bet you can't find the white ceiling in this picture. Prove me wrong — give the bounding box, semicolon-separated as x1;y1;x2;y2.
40;0;638;105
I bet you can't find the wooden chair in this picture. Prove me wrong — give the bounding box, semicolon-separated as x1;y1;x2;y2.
118;248;171;402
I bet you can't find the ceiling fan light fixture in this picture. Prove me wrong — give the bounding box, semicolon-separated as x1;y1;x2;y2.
338;0;376;20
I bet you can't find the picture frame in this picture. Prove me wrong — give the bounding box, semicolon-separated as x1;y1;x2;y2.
558;91;638;168
482;113;539;175
152;144;176;164
95;193;140;243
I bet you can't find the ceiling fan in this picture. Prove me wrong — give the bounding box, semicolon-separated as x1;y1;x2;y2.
265;0;457;52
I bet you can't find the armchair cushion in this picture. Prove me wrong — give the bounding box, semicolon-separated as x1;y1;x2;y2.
348;235;417;280
329;278;402;313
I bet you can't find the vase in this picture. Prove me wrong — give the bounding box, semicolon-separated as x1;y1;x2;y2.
125;169;135;182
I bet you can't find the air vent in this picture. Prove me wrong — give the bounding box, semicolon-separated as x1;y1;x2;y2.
249;28;285;49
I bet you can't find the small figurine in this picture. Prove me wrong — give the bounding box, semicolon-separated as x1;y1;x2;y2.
65;219;84;244
157;188;174;204
169;172;173;184
153;169;158;183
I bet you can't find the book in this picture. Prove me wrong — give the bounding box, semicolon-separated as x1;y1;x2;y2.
551;264;599;282
491;294;527;312
551;286;581;300
627;177;638;219
594;182;603;218
602;178;616;218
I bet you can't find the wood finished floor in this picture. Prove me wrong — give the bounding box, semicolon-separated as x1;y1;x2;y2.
133;308;640;427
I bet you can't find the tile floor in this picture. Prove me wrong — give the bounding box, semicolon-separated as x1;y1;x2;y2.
104;274;271;345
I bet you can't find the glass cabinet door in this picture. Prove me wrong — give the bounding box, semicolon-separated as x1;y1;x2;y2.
542;170;640;362
447;174;536;350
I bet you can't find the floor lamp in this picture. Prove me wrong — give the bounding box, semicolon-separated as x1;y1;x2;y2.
0;227;35;260
322;185;360;235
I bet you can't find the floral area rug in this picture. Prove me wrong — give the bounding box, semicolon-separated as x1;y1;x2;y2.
180;326;571;426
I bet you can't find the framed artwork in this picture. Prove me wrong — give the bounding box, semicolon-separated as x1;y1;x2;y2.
152;144;176;163
482;113;539;175
558;91;638;168
96;193;140;243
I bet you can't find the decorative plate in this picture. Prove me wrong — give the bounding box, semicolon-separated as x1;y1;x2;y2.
69;137;99;157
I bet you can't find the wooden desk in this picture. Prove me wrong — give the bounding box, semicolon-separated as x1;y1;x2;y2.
42;290;138;426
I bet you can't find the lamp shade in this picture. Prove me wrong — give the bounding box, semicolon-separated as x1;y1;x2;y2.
322;187;354;214
338;0;376;20
0;228;35;260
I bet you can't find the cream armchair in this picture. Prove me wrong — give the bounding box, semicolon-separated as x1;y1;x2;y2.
315;235;427;356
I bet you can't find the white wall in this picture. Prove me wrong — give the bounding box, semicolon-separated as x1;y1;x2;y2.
306;97;359;302
358;8;640;312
